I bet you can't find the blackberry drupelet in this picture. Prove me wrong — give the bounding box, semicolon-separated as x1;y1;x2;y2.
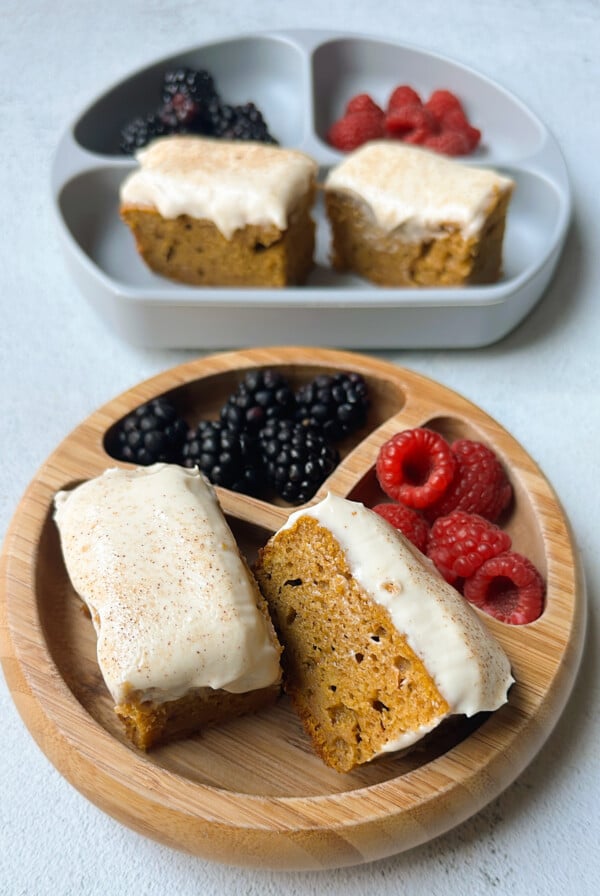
112;397;188;465
220;369;297;435
295;372;370;442
208;101;278;143
182;420;263;495
259;419;339;504
119;113;169;154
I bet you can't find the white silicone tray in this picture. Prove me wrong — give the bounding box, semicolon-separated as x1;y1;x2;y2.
51;29;572;349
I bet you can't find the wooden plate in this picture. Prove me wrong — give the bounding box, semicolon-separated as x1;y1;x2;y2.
0;347;586;870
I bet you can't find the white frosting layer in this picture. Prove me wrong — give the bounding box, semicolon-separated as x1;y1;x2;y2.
54;464;281;704
120;135;318;239
325;141;514;241
282;493;513;750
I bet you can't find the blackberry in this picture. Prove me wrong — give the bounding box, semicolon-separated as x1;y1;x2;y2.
162;67;217;106
119;112;169;154
259;420;339;504
295;372;370;442
182;420;263;495
208;101;278;144
158;93;201;129
161;67;218;133
111;397;188;465
220;369;296;435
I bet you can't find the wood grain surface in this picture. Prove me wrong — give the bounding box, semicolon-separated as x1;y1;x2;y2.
0;347;586;870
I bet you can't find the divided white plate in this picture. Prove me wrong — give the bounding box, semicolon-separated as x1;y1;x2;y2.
51;29;571;349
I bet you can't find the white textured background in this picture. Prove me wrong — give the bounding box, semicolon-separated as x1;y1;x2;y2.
1;1;598;894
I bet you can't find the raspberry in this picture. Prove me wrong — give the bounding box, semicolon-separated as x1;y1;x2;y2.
425;89;463;120
372;503;429;553
424;91;481;153
376;428;456;509
463;552;545;625
426;511;512;586
423;130;473;156
327;110;385;151
385;105;435;138
403;126;437;145
425;439;512;523
388;85;422;110
345;93;384;117
437;105;470;131
445;120;481;152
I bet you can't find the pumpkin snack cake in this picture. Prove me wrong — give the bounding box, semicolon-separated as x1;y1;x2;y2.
120;135;318;287
54;463;282;749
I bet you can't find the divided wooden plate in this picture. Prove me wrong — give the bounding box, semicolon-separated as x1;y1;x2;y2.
0;347;586;870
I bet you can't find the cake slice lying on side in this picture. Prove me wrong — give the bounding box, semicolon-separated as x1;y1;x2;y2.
324;141;514;287
120;135;318;287
54;463;282;749
254;493;513;773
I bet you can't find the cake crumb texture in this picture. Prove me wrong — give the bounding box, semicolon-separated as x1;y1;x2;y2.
325;186;512;286
254;517;449;773
119;135;318;286
324;141;514;287
121;194;315;287
117;682;280;751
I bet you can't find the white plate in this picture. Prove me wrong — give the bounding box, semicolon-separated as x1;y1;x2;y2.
51;29;572;349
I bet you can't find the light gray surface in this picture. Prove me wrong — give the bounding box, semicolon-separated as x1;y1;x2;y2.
1;1;598;894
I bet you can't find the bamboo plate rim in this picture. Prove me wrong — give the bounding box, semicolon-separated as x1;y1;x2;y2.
0;347;587;870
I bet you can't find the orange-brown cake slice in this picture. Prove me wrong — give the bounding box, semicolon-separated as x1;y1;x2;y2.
324;141;514;286
254;493;513;772
120;135;318;286
54;463;282;749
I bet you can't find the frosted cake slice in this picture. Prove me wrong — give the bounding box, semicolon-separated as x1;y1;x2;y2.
324;141;514;287
54;463;282;749
254;493;513;773
120;135;318;286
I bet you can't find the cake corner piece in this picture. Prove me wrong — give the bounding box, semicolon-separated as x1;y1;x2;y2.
253;492;514;773
54;463;283;750
119;135;318;287
324;141;515;288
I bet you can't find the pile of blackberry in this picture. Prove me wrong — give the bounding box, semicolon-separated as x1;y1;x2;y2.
119;65;277;154
108;368;370;505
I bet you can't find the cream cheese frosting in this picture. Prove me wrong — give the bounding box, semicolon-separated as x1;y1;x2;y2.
119;135;318;239
324;141;514;241
282;493;513;750
54;464;281;705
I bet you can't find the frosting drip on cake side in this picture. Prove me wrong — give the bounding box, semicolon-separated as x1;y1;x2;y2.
324;141;514;241
282;493;514;726
120;135;318;239
54;464;281;704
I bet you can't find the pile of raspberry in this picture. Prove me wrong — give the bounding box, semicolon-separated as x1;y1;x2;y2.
327;86;481;156
372;427;544;625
